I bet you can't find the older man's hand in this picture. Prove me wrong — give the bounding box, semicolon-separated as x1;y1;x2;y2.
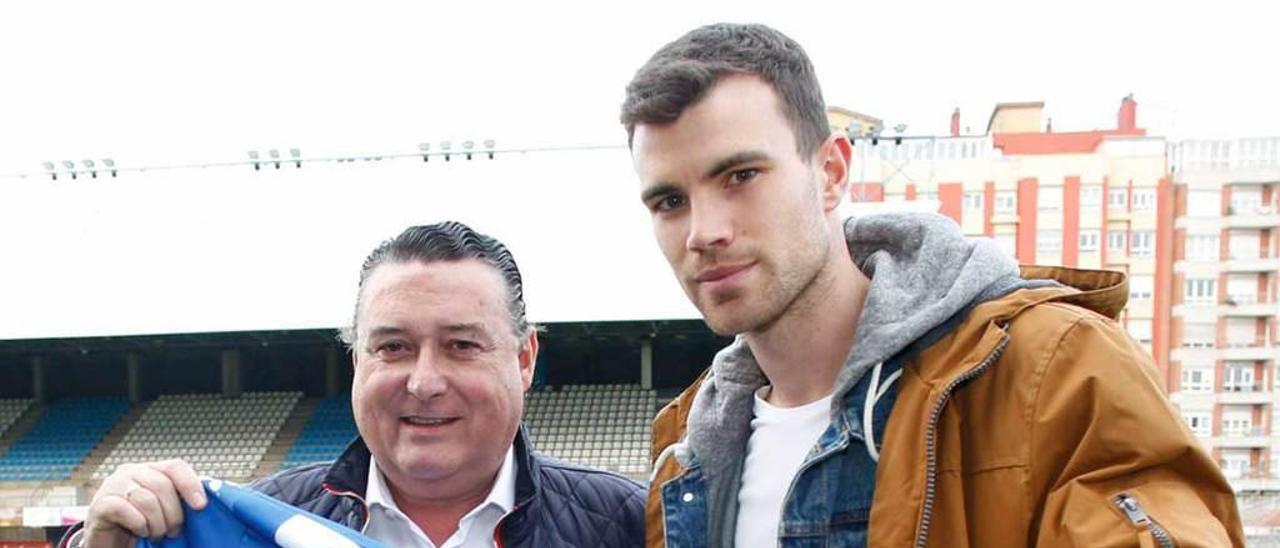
83;460;207;547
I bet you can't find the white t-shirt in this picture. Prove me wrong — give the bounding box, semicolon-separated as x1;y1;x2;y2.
734;387;834;548
364;446;516;548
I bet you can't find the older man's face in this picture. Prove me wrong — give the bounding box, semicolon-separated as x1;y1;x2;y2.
351;259;535;501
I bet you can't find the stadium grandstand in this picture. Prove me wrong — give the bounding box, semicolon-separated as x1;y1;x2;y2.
0;145;729;544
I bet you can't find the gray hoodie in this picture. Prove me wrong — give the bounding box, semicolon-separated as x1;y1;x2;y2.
665;211;1053;543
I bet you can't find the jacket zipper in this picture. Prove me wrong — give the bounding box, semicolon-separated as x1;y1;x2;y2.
913;334;1009;548
1114;493;1175;548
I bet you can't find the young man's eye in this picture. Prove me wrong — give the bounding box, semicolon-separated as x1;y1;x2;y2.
653;194;687;213
728;168;759;186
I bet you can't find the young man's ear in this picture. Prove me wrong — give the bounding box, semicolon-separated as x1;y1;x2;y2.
818;133;853;211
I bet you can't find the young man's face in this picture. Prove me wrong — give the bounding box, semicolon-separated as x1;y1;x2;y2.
631;75;841;335
350;259;536;500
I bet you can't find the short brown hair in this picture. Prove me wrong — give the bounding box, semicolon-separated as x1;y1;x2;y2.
620;23;829;156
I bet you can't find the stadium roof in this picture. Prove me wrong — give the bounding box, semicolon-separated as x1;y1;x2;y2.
0;146;703;340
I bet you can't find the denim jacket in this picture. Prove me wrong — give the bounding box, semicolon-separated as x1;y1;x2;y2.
659;358;901;548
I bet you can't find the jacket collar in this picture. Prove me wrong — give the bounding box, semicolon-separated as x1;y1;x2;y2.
322;424;541;507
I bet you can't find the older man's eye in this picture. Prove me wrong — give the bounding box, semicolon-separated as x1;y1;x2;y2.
373;341;410;358
450;340;482;352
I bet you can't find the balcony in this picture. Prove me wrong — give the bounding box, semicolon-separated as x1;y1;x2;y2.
990;213;1019;225
1219;299;1278;317
1219;384;1272;404
1230;476;1280;492
1225;205;1280;229
1213;428;1270;448
1222;257;1280;272
1170;390;1216;406
1220;344;1278;361
1171;345;1218;362
1172;301;1217;315
1105;255;1131;267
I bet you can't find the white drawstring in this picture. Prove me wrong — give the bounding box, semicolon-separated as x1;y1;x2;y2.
650;442;681;484
862;362;902;463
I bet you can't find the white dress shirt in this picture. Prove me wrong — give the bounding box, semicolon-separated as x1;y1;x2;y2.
364;446;516;548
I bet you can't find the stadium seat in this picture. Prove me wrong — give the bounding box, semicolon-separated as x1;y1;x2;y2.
523;384;655;479
0;398;126;482
93;392;300;482
280;396;357;470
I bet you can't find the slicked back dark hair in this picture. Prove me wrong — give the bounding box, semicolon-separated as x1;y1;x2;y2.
621;23;829;157
340;221;529;347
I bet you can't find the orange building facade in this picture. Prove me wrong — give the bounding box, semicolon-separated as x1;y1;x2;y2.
834;97;1280;493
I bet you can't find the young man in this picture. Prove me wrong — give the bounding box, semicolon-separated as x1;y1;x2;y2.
71;222;645;548
622;23;1243;547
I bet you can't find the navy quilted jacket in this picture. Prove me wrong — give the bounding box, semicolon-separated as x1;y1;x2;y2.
249;427;645;547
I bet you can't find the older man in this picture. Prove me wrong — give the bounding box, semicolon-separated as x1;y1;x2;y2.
72;221;644;548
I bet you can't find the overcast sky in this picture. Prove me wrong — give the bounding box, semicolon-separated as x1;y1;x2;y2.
3;0;1279;339
2;0;1278;177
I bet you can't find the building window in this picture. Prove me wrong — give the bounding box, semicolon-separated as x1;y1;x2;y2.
1186;234;1219;261
1222;452;1252;479
963;191;983;214
1108;231;1127;252
1187;190;1221;217
1182;411;1212;437
1225;318;1256;346
1130;231;1155;257
1108;188;1128;209
1039;187;1063;211
1184;278;1217;304
994;192;1016;215
1180;367;1213;393
1227;230;1261;260
1223;413;1254;437
1081;186;1102;208
1224;362;1257;392
1079;230;1100;253
1131;188;1156;211
1230;186;1264;215
1226;274;1259;304
1182;322;1215;348
1128;274;1154;301
1038;230;1062;254
1127;319;1152;344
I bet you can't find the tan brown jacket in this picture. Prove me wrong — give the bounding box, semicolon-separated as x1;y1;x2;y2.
648;266;1244;547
